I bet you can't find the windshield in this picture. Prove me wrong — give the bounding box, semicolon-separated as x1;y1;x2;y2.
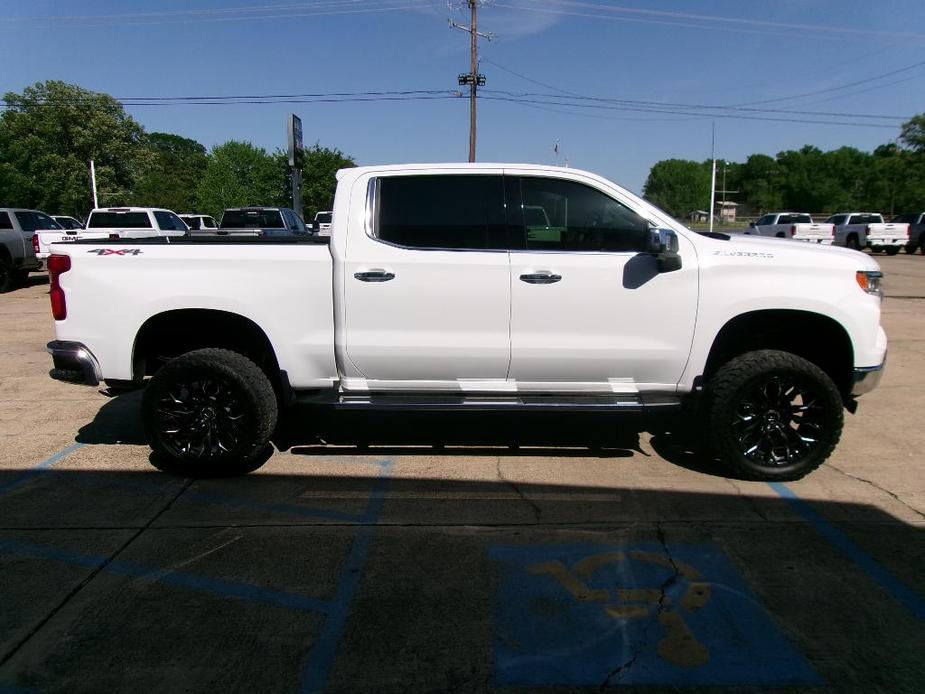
88;211;152;228
220;209;285;229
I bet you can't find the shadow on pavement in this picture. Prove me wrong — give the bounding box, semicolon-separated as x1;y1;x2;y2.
0;462;922;693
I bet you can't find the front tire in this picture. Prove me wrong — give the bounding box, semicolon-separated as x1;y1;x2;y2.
707;350;843;481
142;348;278;475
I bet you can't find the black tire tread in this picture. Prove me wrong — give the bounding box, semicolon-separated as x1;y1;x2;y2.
142;348;278;476
707;349;843;481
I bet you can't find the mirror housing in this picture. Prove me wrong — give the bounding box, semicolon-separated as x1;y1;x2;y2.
646;228;682;273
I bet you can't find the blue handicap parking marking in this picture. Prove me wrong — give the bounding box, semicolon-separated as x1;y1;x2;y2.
490;543;821;687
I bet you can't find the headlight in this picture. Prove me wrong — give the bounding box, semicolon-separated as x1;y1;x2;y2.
856;270;883;296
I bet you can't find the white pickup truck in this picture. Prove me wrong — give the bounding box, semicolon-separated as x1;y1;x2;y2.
34;207;188;262
44;163;887;482
826;212;909;254
744;212;834;244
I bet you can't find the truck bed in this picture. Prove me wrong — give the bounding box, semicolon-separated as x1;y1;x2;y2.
49;235;336;388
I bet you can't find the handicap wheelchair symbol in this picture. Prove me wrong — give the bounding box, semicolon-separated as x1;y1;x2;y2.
529;550;711;668
490;543;821;686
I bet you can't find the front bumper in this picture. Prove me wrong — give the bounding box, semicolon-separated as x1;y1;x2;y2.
851;358;885;397
47;341;101;386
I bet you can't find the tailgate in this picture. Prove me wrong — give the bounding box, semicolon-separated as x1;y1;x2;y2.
791;223;834;243
867;223;909;243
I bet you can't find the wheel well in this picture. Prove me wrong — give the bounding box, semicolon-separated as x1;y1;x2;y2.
703;310;854;399
133;309;282;390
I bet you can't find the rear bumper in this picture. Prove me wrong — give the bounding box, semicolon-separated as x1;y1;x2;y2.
47;341;101;386
851;357;885;397
868;238;907;247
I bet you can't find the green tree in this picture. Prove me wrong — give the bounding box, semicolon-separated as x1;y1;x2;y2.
0;80;145;217
738;154;783;212
196;141;285;217
642;159;710;219
131;132;208;212
900;114;925;153
298;143;356;220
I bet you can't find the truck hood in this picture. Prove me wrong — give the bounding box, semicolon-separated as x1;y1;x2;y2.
706;231;880;270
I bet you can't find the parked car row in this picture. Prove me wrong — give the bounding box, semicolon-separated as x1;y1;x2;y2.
744;210;924;255
1;203;333;292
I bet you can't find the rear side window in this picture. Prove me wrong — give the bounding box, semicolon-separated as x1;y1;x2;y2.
204;216;217;228
826;215;847;225
374;175;506;250
0;212;12;230
14;211;61;231
153;211;188;231
515;176;649;253
180;215;201;230
88;212;152;228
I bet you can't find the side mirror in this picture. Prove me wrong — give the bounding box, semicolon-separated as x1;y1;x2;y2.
646;228;682;273
749;221;756;228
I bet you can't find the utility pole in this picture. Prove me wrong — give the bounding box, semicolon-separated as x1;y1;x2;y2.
451;1;492;162
89;160;99;209
708;123;716;234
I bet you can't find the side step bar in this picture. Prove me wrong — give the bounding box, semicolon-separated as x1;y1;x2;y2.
295;391;682;413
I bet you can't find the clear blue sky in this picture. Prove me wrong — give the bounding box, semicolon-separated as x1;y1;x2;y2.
4;0;924;193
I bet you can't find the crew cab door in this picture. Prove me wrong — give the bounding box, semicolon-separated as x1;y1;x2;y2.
505;171;698;392
341;171;511;388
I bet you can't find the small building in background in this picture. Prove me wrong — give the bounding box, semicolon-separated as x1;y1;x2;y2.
689;210;709;223
716;201;738;223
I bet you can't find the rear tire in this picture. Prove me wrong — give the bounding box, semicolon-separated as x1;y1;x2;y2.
707;350;843;481
142;348;278;476
0;257;14;293
905;242;918;254
846;235;860;250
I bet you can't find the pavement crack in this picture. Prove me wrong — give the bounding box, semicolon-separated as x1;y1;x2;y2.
827;463;925;521
0;477;194;668
723;477;770;521
495;458;542;522
601;523;679;689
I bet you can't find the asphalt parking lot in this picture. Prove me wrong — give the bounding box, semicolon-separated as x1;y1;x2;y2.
1;254;924;693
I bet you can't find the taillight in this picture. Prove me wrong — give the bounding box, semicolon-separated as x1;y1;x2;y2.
48;254;71;320
866;225;871;234
790;225;796;237
32;234;40;254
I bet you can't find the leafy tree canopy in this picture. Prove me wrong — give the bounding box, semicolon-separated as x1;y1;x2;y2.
0;80;144;217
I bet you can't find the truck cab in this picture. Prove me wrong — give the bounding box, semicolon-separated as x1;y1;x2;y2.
0;208;52;291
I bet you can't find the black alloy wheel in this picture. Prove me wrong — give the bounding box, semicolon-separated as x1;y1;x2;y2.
142;348;278;475
708;350;843;480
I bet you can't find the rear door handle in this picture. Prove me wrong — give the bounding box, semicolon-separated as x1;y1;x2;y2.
354;269;396;282
519;272;562;284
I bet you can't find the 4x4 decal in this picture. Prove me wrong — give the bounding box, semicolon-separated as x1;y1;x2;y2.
87;249;143;256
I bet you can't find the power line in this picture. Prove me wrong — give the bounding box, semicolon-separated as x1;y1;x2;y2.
480;94;901;128
508;0;925;42
730;58;925;107
0;0;433;27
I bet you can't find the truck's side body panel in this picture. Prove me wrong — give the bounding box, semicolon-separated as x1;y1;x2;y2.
52;244;336;387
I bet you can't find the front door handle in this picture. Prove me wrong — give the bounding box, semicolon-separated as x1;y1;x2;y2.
519;272;562;284
354;269;396;282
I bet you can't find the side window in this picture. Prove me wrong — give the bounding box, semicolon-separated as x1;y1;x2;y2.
0;212;12;230
205;216;217;229
292;212;306;232
375;174;506;250
827;215;846;225
154;211;186;231
517;176;649;252
777;214;792;225
848;215;867;225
